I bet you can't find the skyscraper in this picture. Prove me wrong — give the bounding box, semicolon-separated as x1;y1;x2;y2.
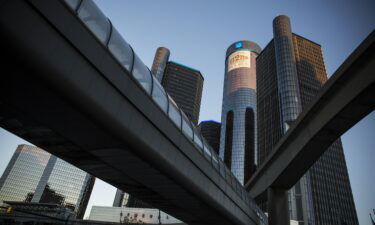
113;189;129;207
256;15;358;225
219;40;261;184
162;61;204;125
151;47;170;82
0;145;50;202
198;120;221;154
0;144;95;218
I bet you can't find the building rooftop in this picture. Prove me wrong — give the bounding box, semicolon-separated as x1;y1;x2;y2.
168;61;204;80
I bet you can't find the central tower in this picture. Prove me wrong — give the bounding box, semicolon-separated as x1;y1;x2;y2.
219;40;261;184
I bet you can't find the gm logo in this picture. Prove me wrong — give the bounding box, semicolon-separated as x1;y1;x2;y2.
235;42;243;49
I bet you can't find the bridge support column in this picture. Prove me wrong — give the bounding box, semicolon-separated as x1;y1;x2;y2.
268;187;290;225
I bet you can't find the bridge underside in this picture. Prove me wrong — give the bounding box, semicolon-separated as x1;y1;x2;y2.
0;0;261;225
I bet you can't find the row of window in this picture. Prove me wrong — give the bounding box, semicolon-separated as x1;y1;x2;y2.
61;0;267;222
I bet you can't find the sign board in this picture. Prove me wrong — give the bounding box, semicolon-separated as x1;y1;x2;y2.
235;42;243;49
228;50;251;71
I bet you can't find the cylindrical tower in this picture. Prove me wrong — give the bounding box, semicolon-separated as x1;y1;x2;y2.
273;15;302;132
151;47;170;82
219;40;261;184
273;15;314;224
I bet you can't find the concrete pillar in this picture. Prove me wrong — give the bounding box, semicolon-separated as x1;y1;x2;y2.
268;187;290;225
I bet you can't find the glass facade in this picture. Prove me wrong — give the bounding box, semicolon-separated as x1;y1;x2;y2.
244;108;256;183
0;145;51;202
219;40;261;184
273;15;302;132
31;155;95;218
162;61;204;125
0;145;94;219
272;15;314;224
151;47;170;82
256;15;359;225
198;120;221;154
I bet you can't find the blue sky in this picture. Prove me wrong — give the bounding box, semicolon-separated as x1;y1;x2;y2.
0;0;374;224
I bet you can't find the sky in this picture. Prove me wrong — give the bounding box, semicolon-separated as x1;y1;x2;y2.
0;0;374;224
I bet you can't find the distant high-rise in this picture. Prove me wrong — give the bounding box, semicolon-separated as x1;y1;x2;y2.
113;189;152;209
219;40;261;184
0;145;50;202
0;144;95;218
256;15;358;225
113;189;129;207
151;47;170;82
198;120;221;154
162;61;204;125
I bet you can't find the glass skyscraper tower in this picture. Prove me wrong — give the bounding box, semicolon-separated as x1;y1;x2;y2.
256;15;358;225
151;47;170;82
0;144;95;218
219;40;261;184
0;145;50;202
198;120;221;154
162;61;204;125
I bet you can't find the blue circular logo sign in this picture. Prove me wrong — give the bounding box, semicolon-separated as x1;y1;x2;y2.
235;42;243;49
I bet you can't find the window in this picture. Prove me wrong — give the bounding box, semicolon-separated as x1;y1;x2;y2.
168;97;182;128
152;77;168;112
203;142;212;161
108;27;133;72
64;0;80;11
193;131;203;151
78;0;110;44
244;108;255;184
224;111;234;168
211;154;219;170
181;113;193;140
132;54;152;94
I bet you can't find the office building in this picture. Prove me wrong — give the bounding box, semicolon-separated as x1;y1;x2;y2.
0;144;95;219
0;145;50;202
256;15;358;225
151;47;170;82
162;61;204;125
198;120;221;154
113;189;129;207
219;40;261;184
113;189;152;209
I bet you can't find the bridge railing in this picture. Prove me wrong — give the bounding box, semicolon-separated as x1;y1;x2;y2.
60;0;267;223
